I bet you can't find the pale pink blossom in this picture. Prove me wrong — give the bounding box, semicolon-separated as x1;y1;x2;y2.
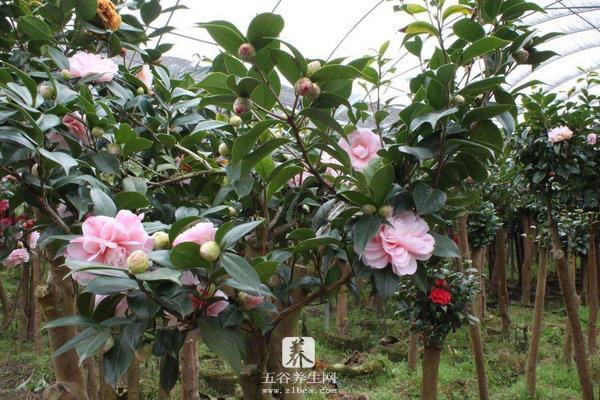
172;222;217;247
287;171;313;187
47;131;69;150
321;152;341;177
166;271;228;329
338;128;382;171
587;133;597;145
28;231;40;249
136;65;153;88
68;52;118;82
57;203;73;219
65;210;154;283
547;126;573;144
0;199;9;214
4;248;30;268
62;112;90;145
239;292;264;310
359;211;435;276
94;295;129;318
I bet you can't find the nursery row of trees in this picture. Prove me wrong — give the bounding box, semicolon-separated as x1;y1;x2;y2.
0;0;598;399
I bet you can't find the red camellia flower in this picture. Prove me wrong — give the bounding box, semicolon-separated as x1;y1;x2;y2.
434;279;447;288
429;288;452;305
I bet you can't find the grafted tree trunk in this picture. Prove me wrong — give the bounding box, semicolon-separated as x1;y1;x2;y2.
562;250;578;364
181;330;200;400
521;213;534;306
471;247;485;320
240;329;271;400
457;214;490;400
407;332;418;372
545;197;594;400
588;225;598;354
526;246;548;396
335;285;348;335
37;257;89;400
0;273;8;318
420;342;442;400
19;262;31;342
495;227;511;333
31;251;43;352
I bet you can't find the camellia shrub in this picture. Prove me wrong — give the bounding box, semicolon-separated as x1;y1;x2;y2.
0;0;561;399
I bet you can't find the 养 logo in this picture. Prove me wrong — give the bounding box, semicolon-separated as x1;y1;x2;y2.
282;337;315;368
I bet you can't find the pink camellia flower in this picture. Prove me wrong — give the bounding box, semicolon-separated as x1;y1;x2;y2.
0;217;13;227
288;171;313;188
166;271;228;329
57;203;73;219
28;231;40;249
4;248;30;268
0;199;9;214
136;65;153;88
547;126;573;144
94;294;129;318
68;52;118;82
359;211;435;276
62;112;90;145
238;292;264;310
338;128;382;171
172;222;217;247
65;210;154;283
587;133;597;145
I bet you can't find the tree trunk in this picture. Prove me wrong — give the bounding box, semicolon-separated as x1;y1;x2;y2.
495;228;511;333
335;285;348;335
588;225;598;354
127;358;141;400
240;329;271;400
562;250;578;364
0;273;8;317
521;213;533;306
158;356;171;400
31;251;43;352
19;262;31;342
181;330;200;400
407;332;418;372
85;360;99;400
545;196;594;400
472;247;485;320
37;257;89;400
420;343;442;400
457;214;490;400
526;246;548;396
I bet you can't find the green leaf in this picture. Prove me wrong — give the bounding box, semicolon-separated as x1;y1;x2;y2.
198;21;245;55
452;19;484;42
123;138;153;157
457;153;488;182
461;37;509;64
20;16;53;41
254;261;279;283
115;191;149;210
39;149;78;175
443;4;472;20
310;65;363;82
90;188;117;217
44;315;99;330
219;220;264;249
198;72;233;95
431;232;460;258
369;164;394;205
293;237;341;254
198;318;245;372
401;21;439;37
169;216;201;243
76;329;111;365
103;335;134;386
265;165;304;200
141;0;161;25
170;242;203;270
373;268;399;298
412;182;446;215
219;253;262;293
42;46;69;70
75;0;98;20
300;108;345;136
353;214;383;255
122;176;147;194
247;12;284;49
459;76;505;95
463;104;513;125
135;268;181;283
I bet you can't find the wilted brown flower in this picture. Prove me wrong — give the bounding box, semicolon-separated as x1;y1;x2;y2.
97;0;121;31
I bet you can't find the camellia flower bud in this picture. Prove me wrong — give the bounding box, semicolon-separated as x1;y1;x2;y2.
38;83;55;100
227;206;237;217
136;87;145;95
229;115;242;127
514;49;529;64
362;204;377;215
103;336;115;352
107;143;121;155
218;143;230;157
237;43;256;63
126;250;150;274
152;231;170;250
452;94;465;105
233;97;251;116
91;126;104;138
199;241;221;262
306;82;321;101
306;60;322;77
295;77;313;96
378;205;394;219
60;69;71;80
238;292;264;310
